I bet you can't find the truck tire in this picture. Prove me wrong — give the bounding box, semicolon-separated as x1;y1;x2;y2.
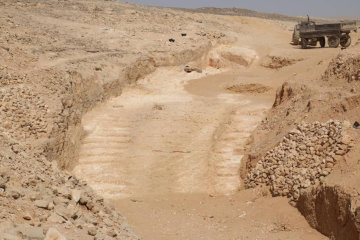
328;36;340;48
292;31;300;45
301;38;307;49
340;34;351;48
319;37;326;48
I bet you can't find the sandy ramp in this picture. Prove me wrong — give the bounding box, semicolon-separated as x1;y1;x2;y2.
73;66;270;198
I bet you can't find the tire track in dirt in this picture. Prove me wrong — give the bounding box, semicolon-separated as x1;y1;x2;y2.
210;102;269;194
73;105;134;199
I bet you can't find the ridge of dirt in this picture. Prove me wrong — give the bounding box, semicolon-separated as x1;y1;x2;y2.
261;55;303;70
227;83;271;94
176;7;307;22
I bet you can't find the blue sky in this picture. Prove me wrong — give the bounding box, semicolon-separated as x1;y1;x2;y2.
122;0;360;18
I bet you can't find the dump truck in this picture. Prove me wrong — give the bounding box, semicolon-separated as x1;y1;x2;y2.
292;18;357;49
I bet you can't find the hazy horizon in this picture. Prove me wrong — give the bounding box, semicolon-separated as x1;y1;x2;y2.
121;0;360;18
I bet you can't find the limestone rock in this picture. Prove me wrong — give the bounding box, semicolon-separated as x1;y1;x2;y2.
15;225;44;240
88;227;97;236
0;233;21;240
48;213;66;224
44;228;67;240
71;189;82;203
34;200;50;209
23;213;32;221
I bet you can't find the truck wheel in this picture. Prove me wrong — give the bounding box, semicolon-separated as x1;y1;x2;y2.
340;34;351;48
301;38;307;49
328;36;340;48
292;32;300;45
319;37;326;48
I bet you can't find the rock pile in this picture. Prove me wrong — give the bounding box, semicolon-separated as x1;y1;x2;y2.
0;134;138;240
322;53;360;82
245;120;352;201
0;85;50;141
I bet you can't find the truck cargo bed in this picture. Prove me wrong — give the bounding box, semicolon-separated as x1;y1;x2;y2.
300;21;357;38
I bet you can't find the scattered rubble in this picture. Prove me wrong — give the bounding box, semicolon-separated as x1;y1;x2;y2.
0;133;138;239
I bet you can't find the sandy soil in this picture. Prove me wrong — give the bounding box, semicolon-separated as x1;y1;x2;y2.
1;0;359;239
117;191;326;240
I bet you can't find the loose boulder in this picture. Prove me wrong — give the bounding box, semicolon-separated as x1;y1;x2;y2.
44;228;67;240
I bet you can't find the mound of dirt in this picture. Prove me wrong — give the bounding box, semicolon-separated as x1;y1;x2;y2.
220;46;258;66
227;83;271;94
262;55;302;70
322;53;360;82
